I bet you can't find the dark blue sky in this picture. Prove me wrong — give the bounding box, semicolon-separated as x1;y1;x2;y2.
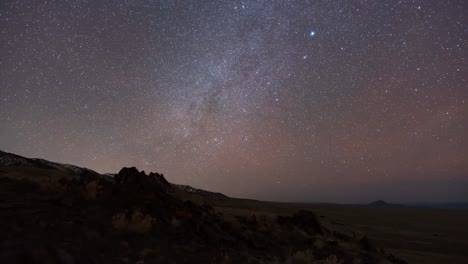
1;0;467;203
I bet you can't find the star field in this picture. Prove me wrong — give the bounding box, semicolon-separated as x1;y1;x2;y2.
1;0;467;202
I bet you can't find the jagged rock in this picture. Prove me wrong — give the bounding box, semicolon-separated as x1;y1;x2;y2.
114;167;173;192
149;172;172;190
114;167;147;185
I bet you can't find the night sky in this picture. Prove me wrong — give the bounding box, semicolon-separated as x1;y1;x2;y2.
1;0;467;203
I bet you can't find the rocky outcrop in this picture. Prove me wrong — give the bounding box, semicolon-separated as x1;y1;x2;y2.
114;167;147;184
114;167;173;191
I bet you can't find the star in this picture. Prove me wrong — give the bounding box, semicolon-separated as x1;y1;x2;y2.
0;0;465;203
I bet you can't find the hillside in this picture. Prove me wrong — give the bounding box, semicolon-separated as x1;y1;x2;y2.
0;150;406;264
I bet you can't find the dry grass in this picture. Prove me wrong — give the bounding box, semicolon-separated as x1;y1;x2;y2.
206;198;468;264
111;209;155;233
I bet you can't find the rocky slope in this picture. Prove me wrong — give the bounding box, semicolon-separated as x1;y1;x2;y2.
0;150;407;264
173;184;228;199
0;150;103;178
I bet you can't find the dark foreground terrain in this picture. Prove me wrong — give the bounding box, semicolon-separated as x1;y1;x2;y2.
205;200;468;264
0;150;461;263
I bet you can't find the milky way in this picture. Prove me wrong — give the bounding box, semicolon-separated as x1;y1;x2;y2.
1;0;467;202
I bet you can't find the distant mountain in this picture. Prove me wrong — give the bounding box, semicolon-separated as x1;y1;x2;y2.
368;200;468;210
368;200;402;207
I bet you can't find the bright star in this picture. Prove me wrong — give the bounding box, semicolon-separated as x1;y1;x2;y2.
309;31;316;37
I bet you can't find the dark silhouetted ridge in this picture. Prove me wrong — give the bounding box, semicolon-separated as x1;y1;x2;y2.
0;149;407;264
